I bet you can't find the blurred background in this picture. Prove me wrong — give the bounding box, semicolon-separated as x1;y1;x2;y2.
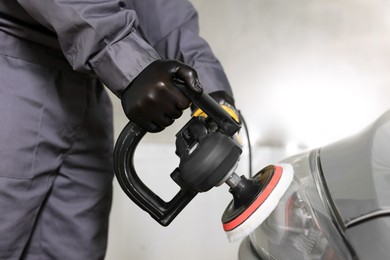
106;0;390;259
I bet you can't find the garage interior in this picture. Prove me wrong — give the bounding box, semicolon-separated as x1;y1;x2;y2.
106;1;390;259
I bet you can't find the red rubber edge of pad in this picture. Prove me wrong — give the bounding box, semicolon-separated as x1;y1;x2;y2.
222;166;283;231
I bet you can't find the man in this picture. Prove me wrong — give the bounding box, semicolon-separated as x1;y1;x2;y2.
0;0;237;259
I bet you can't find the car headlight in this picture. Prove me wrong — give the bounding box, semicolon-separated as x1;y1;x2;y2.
246;149;356;260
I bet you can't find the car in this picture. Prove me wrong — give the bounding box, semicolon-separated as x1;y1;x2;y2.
238;109;390;260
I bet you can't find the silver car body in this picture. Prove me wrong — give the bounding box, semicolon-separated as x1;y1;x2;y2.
239;109;390;259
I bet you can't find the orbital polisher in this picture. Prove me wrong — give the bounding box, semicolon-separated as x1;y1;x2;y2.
114;82;294;242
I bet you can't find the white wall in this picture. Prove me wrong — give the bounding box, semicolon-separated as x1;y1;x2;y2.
106;1;390;259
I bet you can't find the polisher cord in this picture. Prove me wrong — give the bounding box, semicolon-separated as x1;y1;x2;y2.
238;111;253;178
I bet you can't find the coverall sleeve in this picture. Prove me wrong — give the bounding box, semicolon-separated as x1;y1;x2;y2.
16;0;161;96
133;0;233;96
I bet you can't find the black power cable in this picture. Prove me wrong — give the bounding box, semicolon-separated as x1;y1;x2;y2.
238;111;253;178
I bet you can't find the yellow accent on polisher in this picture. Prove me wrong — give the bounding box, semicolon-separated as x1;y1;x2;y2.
192;105;240;123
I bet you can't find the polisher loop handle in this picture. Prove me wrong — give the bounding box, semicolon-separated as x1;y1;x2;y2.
174;79;241;136
113;121;198;226
114;79;239;226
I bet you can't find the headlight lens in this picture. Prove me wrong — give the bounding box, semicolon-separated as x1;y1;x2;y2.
248;150;354;260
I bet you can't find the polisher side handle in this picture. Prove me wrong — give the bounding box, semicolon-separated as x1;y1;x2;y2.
113;121;198;226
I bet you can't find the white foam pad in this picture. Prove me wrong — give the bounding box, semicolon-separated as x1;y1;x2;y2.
224;163;294;242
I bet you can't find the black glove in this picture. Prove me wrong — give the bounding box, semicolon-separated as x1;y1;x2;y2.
121;59;203;132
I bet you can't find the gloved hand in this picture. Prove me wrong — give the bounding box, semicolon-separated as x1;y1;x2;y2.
121;59;203;132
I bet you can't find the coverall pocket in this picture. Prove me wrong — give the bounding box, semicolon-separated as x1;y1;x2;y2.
0;55;46;179
0;93;43;179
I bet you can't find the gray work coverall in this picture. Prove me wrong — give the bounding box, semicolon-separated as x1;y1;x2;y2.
0;0;232;259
